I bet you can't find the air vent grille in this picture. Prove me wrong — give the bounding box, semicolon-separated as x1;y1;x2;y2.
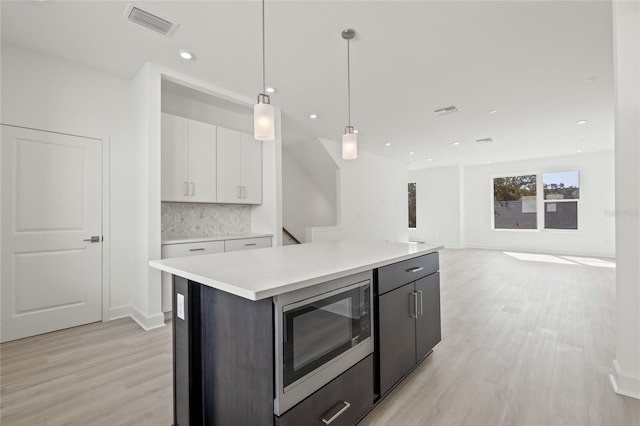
126;5;178;36
434;105;458;116
475;137;494;144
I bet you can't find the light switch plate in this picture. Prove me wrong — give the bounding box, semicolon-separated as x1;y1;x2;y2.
177;293;185;320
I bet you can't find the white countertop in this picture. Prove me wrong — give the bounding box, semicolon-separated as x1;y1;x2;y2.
149;240;442;300
162;233;273;245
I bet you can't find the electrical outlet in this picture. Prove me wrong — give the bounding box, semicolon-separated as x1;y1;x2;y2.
177;293;185;320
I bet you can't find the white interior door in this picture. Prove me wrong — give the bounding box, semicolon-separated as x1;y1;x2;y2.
1;125;103;342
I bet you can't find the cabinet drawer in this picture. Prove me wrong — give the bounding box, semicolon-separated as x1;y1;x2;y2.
224;237;272;252
275;355;373;426
162;240;225;258
376;252;439;295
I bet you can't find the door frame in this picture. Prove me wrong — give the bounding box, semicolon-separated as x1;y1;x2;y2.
0;124;111;323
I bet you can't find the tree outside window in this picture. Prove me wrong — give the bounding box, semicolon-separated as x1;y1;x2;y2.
408;182;416;228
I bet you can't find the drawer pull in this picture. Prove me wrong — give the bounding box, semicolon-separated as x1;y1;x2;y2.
321;401;351;425
406;266;424;273
189;248;206;252
244;243;257;246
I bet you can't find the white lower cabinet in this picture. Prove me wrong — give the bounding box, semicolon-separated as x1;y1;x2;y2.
224;237;272;252
161;241;225;312
161;236;272;312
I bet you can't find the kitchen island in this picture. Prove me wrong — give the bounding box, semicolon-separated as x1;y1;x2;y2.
150;240;442;426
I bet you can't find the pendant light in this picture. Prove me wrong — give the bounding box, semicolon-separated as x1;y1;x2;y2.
254;0;275;141
341;29;357;160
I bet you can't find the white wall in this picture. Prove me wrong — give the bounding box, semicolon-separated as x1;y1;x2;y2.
282;148;336;242
0;44;142;318
611;0;640;399
409;166;463;248
463;151;615;257
319;138;409;243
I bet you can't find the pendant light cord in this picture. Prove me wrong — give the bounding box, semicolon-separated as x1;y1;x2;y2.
261;0;266;94
347;37;351;128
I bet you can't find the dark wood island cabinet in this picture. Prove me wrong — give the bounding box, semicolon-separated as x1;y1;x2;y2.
148;241;442;426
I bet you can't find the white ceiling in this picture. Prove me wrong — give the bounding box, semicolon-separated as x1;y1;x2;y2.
1;1;614;170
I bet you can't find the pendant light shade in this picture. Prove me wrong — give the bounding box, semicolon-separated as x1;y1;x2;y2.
341;29;357;160
254;94;274;141
254;0;275;141
342;128;357;160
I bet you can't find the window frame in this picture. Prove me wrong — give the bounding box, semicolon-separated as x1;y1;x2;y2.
542;170;580;231
490;172;539;231
490;169;581;232
408;181;417;229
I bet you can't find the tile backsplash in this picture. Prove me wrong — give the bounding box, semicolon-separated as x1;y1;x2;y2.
162;202;251;239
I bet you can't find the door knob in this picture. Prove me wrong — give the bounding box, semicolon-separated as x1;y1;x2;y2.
83;236;101;243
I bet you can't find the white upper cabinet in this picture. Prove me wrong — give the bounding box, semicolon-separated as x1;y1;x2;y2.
217;127;262;205
161;113;217;203
161;113;189;202
187;120;217;203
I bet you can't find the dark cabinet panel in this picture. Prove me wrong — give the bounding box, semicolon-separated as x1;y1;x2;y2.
376;252;439;295
275;355;374;426
415;273;441;361
378;282;417;396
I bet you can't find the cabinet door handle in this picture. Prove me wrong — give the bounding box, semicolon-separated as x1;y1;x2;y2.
409;292;418;319
183;181;189;196
321;401;351;425
406;266;424;273
188;248;205;252
244;243;257;246
190;182;195;196
241;186;246;199
417;289;423;316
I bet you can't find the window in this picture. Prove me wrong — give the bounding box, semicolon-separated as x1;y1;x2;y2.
493;175;537;229
543;171;579;230
408;182;416;228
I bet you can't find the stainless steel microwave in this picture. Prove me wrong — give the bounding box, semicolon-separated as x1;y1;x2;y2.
273;271;374;416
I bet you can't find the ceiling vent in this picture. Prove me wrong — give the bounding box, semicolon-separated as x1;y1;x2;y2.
125;4;178;36
434;105;458;116
475;137;494;144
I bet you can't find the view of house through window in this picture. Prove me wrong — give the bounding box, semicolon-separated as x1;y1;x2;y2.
408;182;416;228
493;175;537;229
543;171;579;229
493;170;580;231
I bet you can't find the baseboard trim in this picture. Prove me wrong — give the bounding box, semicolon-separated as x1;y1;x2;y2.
130;305;166;331
610;359;640;399
463;244;615;259
108;305;131;321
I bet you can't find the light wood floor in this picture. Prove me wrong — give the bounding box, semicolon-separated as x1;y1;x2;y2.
1;248;639;425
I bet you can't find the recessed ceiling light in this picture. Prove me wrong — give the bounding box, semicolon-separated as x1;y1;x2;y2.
266;87;276;94
452;142;460;146
577;120;587;125
576;149;582;153
488;110;498;114
179;50;194;60
309;114;318;119
427;158;433;162
385;142;391;146
486;160;492;164
409;151;415;155
587;77;598;83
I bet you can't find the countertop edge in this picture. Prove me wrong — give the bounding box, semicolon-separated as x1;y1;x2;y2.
149;244;443;301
